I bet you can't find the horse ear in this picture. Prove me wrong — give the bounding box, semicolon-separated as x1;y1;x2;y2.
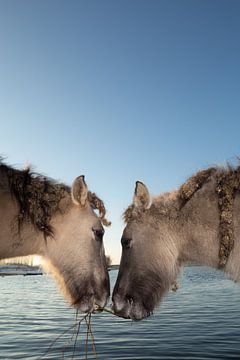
71;175;88;206
133;181;151;209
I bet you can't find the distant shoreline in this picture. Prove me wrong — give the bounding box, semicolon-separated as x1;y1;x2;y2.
0;264;43;276
108;264;119;271
0;263;120;276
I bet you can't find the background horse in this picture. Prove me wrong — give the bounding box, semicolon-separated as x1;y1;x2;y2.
0;160;110;312
113;166;240;320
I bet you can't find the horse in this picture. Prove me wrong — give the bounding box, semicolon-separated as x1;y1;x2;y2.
0;159;110;312
112;165;240;320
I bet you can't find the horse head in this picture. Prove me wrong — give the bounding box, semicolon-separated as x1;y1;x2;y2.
43;175;110;313
112;181;179;320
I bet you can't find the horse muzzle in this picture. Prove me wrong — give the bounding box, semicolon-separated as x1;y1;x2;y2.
112;293;151;321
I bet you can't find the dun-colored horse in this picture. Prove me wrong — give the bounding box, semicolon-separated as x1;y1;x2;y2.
0;160;110;312
113;166;240;320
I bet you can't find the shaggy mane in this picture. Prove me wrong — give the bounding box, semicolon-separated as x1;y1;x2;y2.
178;167;217;208
0;159;110;239
178;164;240;267
0;160;70;239
123;191;179;224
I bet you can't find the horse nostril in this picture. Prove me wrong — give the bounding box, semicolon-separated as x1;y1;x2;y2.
126;295;134;305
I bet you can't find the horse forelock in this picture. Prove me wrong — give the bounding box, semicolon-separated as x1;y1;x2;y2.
87;192;111;226
123;192;179;225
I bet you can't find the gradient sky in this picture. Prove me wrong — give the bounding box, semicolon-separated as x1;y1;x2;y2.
1;0;240;263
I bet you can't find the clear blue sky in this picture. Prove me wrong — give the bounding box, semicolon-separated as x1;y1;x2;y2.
1;0;240;263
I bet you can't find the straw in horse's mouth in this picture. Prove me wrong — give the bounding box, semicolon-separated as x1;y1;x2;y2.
38;303;119;359
38;311;100;359
92;302;104;313
95;303;128;318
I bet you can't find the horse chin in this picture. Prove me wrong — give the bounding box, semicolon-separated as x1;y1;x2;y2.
129;302;152;321
112;298;152;321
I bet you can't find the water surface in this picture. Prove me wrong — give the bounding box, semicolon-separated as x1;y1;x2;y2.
0;267;240;359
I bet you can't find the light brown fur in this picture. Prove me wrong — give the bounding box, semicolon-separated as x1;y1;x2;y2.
113;165;240;320
0;160;110;312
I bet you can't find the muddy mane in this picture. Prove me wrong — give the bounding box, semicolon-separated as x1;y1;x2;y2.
0;160;110;239
178;167;217;208
178;165;240;267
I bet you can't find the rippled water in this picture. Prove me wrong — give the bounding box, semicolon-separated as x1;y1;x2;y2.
0;267;240;359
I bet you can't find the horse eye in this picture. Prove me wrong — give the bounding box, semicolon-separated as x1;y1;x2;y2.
121;237;132;249
92;228;104;241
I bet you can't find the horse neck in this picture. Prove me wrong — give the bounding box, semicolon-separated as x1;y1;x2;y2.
177;177;221;269
177;176;240;281
0;191;44;260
